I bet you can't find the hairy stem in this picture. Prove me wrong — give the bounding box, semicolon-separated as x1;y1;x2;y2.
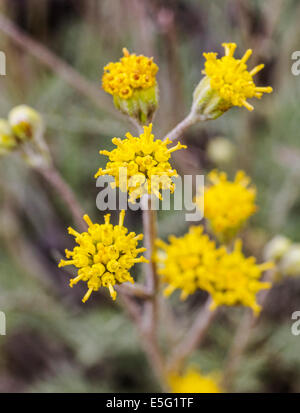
163;112;196;142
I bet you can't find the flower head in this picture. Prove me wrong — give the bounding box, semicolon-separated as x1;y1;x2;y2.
156;227;273;314
197;170;256;241
102;48;159;124
202;42;273;111
58;211;148;303
95;124;186;203
191;43;273;119
102;48;158;99
169;367;222;393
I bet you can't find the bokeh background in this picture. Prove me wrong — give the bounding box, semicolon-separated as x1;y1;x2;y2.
0;0;300;393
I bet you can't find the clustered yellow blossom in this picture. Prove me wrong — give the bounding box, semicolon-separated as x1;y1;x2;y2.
169;368;222;393
95;124;186;203
197;170;256;241
58;211;148;303
156;226;273;314
102;48;158;99
202;42;273;111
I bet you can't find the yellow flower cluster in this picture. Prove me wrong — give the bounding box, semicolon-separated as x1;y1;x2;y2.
95;124;186;203
197;170;256;241
58;211;148;303
156;226;273;314
102;48;158;99
169;368;222;393
202;42;273;111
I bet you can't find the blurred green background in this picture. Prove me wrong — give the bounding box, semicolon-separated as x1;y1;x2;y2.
0;0;300;393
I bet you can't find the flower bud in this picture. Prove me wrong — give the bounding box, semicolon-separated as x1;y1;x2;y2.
191;76;226;120
0;119;17;155
113;84;159;125
207;137;236;166
263;235;291;262
8;105;44;141
8;105;50;167
280;244;300;276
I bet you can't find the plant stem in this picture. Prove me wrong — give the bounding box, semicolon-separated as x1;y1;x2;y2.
163;112;196;142
36;165;86;232
140;195;167;384
167;296;217;372
223;269;275;389
116;283;153;300
142;196;159;329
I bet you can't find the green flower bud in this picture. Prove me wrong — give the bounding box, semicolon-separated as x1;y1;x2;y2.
191;76;227;121
207;137;236;166
8;105;44;141
0;119;17;155
280;244;300;276
113;84;159;125
263;235;291;262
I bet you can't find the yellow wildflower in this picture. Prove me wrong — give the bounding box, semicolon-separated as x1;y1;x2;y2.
197;170;256;241
58;211;148;303
95;124;186;203
191;42;273;119
169;367;222;393
156;226;218;300
102;48;158;99
156;227;273;314
102;48;159;124
203;42;273;111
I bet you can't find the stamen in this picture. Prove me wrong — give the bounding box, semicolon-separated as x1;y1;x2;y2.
255;86;273;93
240;49;252;63
250;64;264;76
122;47;130;57
82;288;93;303
241;100;254;111
69;274;84;287
83;214;93;227
119;210;125;227
108;284;117;300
